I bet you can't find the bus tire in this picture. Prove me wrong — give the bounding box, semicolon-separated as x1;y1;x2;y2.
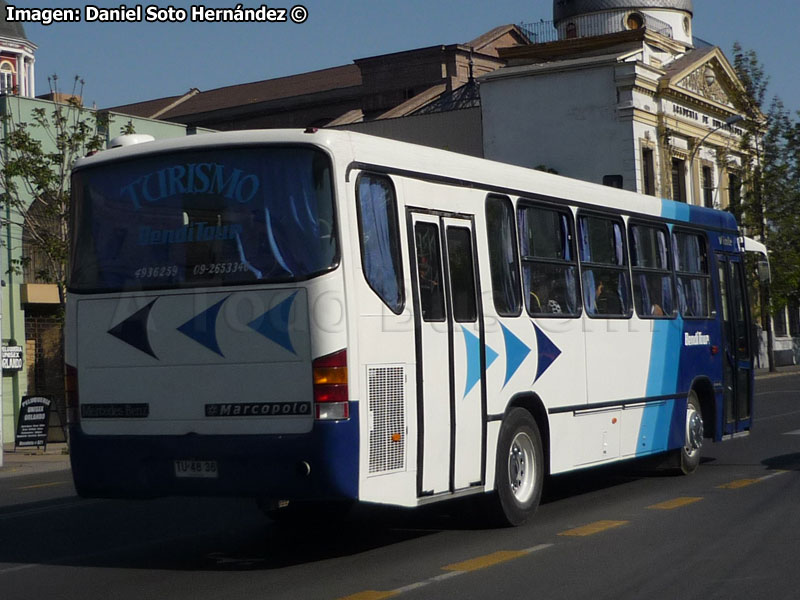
490;408;544;527
678;390;704;475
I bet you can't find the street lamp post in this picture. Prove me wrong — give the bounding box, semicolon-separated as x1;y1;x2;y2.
688;114;745;208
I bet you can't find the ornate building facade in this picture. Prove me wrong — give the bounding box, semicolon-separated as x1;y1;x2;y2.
481;0;756;213
0;0;35;97
479;0;791;364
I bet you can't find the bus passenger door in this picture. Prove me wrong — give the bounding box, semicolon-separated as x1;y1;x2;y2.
409;211;484;496
717;254;753;435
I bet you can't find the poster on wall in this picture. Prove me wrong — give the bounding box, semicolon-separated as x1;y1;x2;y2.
2;345;24;372
15;396;52;449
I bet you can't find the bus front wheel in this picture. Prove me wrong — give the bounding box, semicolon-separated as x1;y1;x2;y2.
678;390;704;475
490;408;544;527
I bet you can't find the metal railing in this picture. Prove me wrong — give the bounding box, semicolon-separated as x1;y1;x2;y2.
519;12;673;45
518;20;559;44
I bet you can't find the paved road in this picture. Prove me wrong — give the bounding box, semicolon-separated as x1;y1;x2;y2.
1;374;798;600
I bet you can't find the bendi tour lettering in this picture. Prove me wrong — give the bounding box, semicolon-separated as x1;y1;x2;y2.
137;223;244;246
120;163;261;209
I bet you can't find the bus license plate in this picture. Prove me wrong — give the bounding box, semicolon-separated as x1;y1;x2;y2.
174;460;218;479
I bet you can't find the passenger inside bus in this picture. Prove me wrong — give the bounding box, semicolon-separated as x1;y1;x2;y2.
595;279;623;315
529;275;563;315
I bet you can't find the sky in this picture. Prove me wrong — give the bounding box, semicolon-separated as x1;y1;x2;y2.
19;0;800;114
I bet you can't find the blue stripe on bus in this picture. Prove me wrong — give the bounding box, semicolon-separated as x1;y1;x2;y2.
69;409;361;501
637;197;692;457
661;198;738;232
638;318;684;456
661;199;691;223
645;319;683;397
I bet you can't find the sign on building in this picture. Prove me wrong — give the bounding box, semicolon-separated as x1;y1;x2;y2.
15;396;52;449
2;345;24;372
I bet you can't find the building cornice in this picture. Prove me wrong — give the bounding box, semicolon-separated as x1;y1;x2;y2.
658;46;765;121
481;52;621;83
499;28;686;64
0;35;37;53
659;85;739;120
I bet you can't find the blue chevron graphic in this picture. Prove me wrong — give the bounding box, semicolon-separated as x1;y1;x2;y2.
500;323;531;387
461;326;498;398
486;340;499;371
533;323;562;383
108;299;159;359
247;292;298;354
177;297;228;357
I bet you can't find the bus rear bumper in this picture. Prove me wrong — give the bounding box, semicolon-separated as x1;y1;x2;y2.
68;416;359;502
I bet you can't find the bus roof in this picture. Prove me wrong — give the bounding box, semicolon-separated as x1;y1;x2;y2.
74;128;740;233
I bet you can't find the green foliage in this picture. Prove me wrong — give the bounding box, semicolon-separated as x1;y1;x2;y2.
731;45;800;316
0;76;110;304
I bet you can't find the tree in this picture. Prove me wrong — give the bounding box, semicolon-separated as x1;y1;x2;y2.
732;43;800;369
0;76;118;306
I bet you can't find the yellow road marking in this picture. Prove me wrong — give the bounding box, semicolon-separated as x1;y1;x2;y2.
718;471;790;489
336;591;398;600
648;497;703;510
336;545;552;600
718;478;761;489
558;520;628;537
442;550;528;572
14;481;68;491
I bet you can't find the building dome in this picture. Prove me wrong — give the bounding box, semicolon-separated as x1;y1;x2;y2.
0;0;28;40
554;0;693;23
553;0;694;45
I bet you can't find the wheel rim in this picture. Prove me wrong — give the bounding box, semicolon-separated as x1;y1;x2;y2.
685;401;704;458
508;431;536;504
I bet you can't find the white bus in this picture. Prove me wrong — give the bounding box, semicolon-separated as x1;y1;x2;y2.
66;129;754;525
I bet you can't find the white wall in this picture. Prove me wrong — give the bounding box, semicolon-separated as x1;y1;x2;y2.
338;108;483;158
481;65;637;191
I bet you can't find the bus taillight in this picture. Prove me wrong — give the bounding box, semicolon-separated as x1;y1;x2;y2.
312;350;349;420
65;364;80;424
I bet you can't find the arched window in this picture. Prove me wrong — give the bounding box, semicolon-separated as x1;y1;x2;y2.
0;61;15;94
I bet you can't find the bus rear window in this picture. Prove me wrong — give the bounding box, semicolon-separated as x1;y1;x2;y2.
70;146;337;292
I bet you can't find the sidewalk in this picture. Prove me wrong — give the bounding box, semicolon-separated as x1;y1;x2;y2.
0;442;71;479
755;364;800;380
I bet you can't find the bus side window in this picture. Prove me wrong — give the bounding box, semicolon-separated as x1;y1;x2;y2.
485;195;522;317
517;202;581;317
629;223;676;318
578;214;632;318
446;226;478;323
414;222;446;322
356;173;404;314
672;230;712;318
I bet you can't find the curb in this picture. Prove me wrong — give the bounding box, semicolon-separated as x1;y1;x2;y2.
755;367;800;380
0;443;71;479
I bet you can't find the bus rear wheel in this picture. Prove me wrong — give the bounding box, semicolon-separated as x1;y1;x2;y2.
678;390;704;475
489;408;544;527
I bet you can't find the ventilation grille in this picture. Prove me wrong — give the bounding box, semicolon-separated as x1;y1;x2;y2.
368;365;405;475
